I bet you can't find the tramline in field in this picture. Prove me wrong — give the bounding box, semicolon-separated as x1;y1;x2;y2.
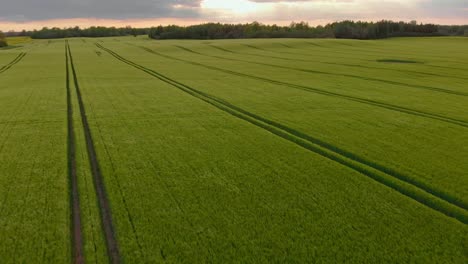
0;36;467;263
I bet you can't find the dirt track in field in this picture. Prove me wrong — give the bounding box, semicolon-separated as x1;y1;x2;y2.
67;41;121;264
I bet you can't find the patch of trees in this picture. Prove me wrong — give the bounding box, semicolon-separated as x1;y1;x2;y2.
438;25;468;37
148;21;468;40
331;20;440;39
148;22;333;40
24;26;149;39
0;31;7;47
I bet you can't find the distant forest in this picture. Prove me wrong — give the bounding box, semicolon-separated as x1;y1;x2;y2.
148;21;468;40
4;20;468;40
10;26;148;39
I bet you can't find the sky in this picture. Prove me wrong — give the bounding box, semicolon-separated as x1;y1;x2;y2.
0;0;467;31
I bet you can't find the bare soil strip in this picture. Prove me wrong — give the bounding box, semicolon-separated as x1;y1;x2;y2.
96;43;468;225
65;41;85;264
67;41;121;263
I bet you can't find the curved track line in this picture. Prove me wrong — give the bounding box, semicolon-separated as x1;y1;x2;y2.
68;41;121;263
208;44;468;97
0;53;24;71
152;45;468;129
0;53;27;74
143;45;468;209
123;44;468;209
292;41;468;71
233;42;468;78
322;61;468;81
96;43;468;224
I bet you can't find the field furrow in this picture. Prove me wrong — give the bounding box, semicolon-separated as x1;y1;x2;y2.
95;43;468;224
0;53;27;75
109;39;467;207
100;42;468;207
244;40;468;71
143;44;468;128
205;44;468;96
65;41;85;264
197;41;468;92
67;42;121;263
60;38;467;263
165;45;468;121
1;36;466;263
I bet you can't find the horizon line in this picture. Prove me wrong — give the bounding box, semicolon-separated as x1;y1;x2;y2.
2;17;468;32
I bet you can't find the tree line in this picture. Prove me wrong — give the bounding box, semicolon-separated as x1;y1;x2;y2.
5;20;468;40
0;31;7;47
149;21;468;40
14;26;150;39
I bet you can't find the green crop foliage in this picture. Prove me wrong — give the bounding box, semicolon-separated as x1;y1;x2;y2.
0;41;70;262
5;36;32;46
0;36;467;263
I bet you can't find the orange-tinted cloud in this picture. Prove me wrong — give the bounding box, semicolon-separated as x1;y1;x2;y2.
0;18;208;32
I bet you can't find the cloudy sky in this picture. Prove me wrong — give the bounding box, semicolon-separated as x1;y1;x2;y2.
0;0;467;31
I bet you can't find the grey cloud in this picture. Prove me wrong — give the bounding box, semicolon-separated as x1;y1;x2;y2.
249;0;353;2
0;0;466;23
420;0;468;18
0;0;203;21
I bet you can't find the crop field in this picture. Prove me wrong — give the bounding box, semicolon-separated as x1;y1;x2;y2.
0;36;467;263
2;37;32;49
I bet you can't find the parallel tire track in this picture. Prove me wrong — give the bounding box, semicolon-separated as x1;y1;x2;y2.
139;44;468;208
96;43;468;225
279;42;468;79
208;44;468;97
210;43;357;63
322;61;468;81
0;53;27;74
65;41;85;264
67;41;121;263
289;41;468;72
158;45;468;129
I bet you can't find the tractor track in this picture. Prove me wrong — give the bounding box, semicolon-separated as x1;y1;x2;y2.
67;41;121;263
96;43;468;224
273;42;468;79
65;41;85;264
131;43;468;208
281;41;468;72
0;53;27;74
322;61;468;81
207;44;468;97
148;44;468;129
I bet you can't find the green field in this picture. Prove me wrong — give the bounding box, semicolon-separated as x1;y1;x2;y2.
0;36;467;263
5;36;32;46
